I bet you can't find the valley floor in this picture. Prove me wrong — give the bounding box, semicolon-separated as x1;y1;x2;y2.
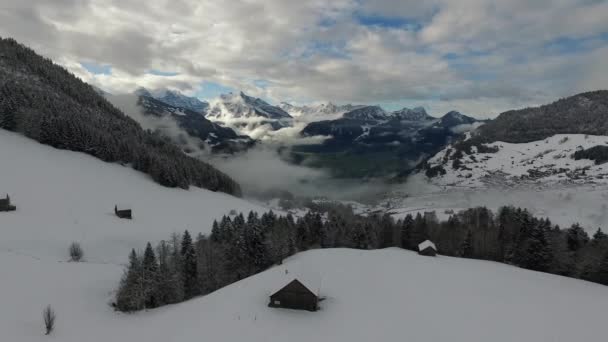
373;174;608;234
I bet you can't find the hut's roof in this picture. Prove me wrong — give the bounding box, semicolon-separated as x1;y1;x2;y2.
418;240;436;251
270;268;322;297
271;279;318;298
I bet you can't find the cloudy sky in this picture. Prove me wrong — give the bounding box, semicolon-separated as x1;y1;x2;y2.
1;0;607;118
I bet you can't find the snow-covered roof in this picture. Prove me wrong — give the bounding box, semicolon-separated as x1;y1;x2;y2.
418;240;436;251
270;268;322;296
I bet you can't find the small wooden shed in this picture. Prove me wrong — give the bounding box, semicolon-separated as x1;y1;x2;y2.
269;279;319;312
418;240;437;256
0;194;16;212
114;205;132;220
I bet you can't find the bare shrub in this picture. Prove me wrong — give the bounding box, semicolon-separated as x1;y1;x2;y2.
69;242;83;262
43;305;56;335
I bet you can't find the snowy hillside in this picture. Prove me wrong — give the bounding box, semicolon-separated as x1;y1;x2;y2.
0;129;267;264
2;247;607;342
426;134;608;188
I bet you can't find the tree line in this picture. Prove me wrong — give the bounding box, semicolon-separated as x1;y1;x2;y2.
115;205;608;312
0;37;240;195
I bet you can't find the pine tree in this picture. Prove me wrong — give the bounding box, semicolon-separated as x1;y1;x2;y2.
211;220;221;242
524;223;552;272
380;214;395;248
181;230;198;299
246;218;269;272
0;95;17;130
566;223;590;251
461;230;474;258
411;213;429;247
592;228;608;244
296;219;310;251
115;249;145;311
400;214;414;250
351;223;369;249
142;242;160;308
156;240;183;305
596;252;608;285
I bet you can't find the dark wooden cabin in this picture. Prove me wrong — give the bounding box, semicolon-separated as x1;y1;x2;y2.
0;194;16;212
269;279;319;312
418;240;437;256
114;205;132;220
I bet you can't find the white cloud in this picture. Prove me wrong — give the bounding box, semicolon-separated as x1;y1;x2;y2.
0;0;607;118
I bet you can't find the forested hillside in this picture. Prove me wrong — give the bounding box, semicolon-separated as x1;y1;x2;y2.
0;38;240;195
475;90;608;144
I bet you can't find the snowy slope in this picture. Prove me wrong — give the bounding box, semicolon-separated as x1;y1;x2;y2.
427;134;608;188
0;129;267;264
2;248;607;342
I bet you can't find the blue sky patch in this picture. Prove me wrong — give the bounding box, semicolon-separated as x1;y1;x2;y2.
355;13;422;31
544;32;608;55
80;61;112;75
148;69;179;77
195;81;234;100
253;79;270;89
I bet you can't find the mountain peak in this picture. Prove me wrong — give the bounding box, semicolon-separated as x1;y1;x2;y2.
436;111;476;127
135;88;208;113
391;107;433;121
342;105;388;121
208;91;292;121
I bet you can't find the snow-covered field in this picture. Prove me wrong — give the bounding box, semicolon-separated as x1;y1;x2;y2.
2;129;608;341
2;248;607;342
0;129;267;264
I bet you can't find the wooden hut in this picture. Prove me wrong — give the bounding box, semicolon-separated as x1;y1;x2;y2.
269;279;319;312
114;205;132;220
418;240;437;256
0;194;16;212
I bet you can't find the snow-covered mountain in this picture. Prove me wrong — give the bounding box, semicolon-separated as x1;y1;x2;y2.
207;92;292;121
342;105;389;121
205;92;293;136
136;87;208;113
390;106;434;121
280;103;434;123
298;108;478;178
279;102;363;121
134;94;254;154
